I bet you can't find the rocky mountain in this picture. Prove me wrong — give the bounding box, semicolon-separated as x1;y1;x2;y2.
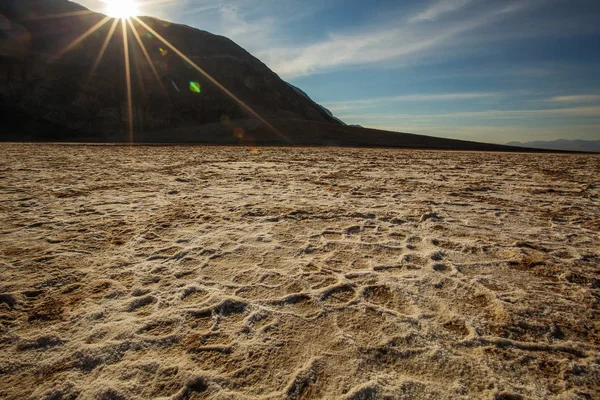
0;0;340;141
507;140;600;153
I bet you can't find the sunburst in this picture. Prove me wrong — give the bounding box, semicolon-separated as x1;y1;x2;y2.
104;0;140;19
52;2;287;143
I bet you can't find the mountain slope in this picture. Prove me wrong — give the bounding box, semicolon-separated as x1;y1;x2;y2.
507;140;600;153
287;83;347;126
0;0;339;141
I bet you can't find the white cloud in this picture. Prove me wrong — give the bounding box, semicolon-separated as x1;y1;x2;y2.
409;0;473;23
257;1;535;78
323;92;502;112
217;5;276;45
550;95;600;103
437;106;600;119
337;106;600;121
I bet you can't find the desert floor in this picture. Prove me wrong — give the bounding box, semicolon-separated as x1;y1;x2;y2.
0;144;599;400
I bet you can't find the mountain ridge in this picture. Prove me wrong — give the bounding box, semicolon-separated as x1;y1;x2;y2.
0;0;339;139
287;83;347;126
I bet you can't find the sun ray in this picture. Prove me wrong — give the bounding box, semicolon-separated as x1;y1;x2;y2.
132;17;289;143
126;18;168;98
129;28;149;114
122;18;134;142
55;16;111;59
87;18;120;82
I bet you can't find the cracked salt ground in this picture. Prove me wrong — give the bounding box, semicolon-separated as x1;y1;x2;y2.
0;144;599;399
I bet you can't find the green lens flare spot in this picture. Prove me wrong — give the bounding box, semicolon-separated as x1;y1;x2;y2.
189;81;201;94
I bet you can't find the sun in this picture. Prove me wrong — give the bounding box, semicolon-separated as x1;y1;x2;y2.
105;0;139;19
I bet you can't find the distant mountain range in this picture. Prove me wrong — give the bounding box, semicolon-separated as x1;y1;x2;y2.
0;0;572;151
506;140;600;153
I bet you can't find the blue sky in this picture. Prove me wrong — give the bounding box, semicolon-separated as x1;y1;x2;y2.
76;0;600;143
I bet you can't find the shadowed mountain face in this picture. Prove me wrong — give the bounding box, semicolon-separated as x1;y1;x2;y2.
0;0;339;141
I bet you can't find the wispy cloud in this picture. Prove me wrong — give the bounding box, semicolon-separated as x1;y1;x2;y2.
409;0;473;23
338;106;600;120
550;95;600;103
434;106;600;119
186;4;221;15
324;92;502;112
185;1;317;54
218;5;276;45
258;0;536;78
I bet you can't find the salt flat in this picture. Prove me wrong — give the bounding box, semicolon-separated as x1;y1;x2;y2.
0;144;599;399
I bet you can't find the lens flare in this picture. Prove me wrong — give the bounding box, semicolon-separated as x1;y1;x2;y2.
53;10;290;143
133;17;290;143
234;128;245;139
121;18;134;142
126;18;168;97
189;81;201;94
87;18;120;81
55;16;111;59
